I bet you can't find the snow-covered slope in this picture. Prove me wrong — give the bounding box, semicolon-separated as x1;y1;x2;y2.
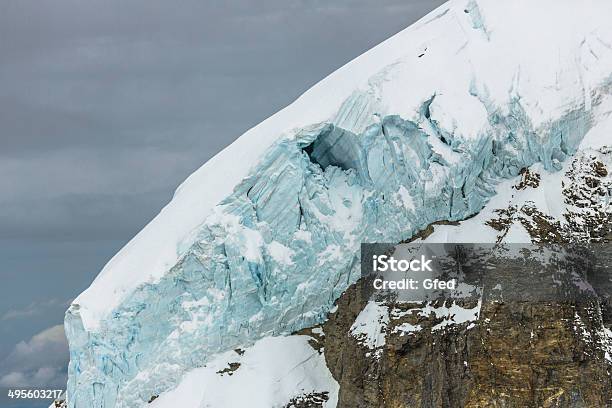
65;1;612;407
149;335;338;408
73;0;612;330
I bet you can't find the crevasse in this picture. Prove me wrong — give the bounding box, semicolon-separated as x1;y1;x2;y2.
64;90;594;407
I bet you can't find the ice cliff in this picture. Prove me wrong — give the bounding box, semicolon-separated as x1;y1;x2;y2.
64;0;612;407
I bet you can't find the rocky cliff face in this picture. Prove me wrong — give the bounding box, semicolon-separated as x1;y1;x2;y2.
322;275;612;407
319;150;612;408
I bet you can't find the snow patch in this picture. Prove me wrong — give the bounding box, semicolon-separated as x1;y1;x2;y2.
267;241;295;266
350;302;389;358
150;336;338;408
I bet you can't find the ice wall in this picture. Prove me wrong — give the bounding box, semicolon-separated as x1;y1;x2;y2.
64;92;595;407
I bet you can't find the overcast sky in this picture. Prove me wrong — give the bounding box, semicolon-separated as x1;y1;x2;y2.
0;1;444;406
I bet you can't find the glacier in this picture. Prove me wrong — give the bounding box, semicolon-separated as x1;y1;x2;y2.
63;0;612;407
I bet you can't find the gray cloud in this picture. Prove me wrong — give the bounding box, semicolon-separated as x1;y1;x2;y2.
0;325;68;388
1;299;71;321
0;146;208;240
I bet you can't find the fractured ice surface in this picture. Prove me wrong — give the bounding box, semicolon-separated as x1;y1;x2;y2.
64;0;612;406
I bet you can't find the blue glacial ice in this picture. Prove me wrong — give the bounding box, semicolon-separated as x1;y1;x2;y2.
64;92;594;407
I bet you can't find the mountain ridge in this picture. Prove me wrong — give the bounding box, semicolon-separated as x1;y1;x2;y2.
63;1;612;407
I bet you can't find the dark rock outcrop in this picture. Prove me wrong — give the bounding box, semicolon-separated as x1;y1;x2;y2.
322;250;612;408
